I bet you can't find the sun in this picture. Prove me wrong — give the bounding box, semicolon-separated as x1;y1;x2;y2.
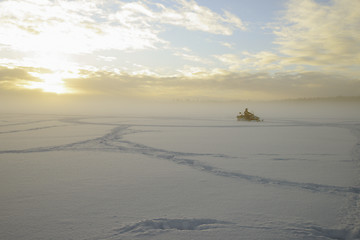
22;53;78;94
25;72;70;94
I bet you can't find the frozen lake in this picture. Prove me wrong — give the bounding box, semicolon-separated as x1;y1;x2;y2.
1;104;360;240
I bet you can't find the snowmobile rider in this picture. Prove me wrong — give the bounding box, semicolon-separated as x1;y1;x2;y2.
244;108;252;117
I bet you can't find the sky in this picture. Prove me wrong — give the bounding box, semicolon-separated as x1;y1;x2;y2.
0;0;360;103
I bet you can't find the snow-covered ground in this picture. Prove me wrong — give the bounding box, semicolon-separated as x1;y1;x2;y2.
1;102;360;240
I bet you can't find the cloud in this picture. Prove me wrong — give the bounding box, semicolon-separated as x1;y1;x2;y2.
0;0;166;54
0;0;245;56
0;66;41;90
174;51;212;64
0;67;36;81
63;68;360;100
1;64;358;100
214;54;242;70
215;51;281;71
157;0;246;35
273;0;360;68
0;65;79;94
220;42;234;49
1;0;358;101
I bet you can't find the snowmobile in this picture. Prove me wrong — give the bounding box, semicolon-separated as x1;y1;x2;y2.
236;109;262;122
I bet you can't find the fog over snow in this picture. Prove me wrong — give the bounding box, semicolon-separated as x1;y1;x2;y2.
1;101;360;240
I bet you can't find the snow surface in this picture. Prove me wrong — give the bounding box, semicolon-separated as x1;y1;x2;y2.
1;103;360;240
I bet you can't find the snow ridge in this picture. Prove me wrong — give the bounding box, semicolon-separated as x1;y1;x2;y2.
106;218;232;239
0;125;67;134
310;225;360;240
1;122;360;196
117;218;231;232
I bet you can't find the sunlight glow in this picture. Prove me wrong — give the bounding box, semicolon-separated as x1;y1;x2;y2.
25;72;71;94
19;53;79;94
